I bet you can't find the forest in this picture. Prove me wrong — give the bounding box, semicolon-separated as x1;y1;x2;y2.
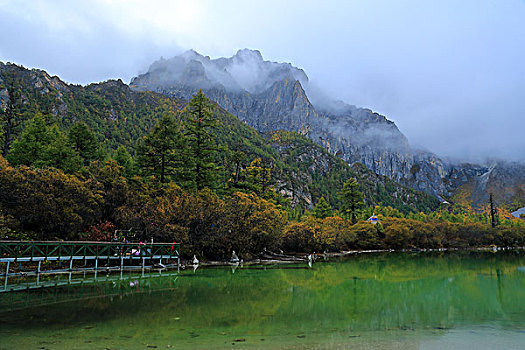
0;86;524;259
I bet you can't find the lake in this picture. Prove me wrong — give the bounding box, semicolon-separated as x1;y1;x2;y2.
1;251;524;349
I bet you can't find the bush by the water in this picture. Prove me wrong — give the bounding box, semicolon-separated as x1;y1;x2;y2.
1;91;523;259
1;155;524;259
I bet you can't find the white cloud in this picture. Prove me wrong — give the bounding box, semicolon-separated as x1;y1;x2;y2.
0;0;524;160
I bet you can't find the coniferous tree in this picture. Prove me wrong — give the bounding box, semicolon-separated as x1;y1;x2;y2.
8;114;82;173
1;79;21;157
114;145;135;177
340;178;364;223
136;112;184;183
44;125;83;173
183;90;219;190
313;197;333;219
230;150;247;186
68;122;100;164
240;158;272;195
7;114;51;166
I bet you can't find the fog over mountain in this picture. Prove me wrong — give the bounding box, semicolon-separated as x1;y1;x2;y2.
144;49;308;94
132;48;523;200
1;0;525;161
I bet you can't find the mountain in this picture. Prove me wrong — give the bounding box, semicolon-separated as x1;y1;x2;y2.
0;61;183;153
452;161;525;209
130;49;525;207
0;61;439;213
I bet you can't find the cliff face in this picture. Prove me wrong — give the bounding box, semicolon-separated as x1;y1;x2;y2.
0;61;441;213
451;161;525;209
3;52;519;207
131;49;484;199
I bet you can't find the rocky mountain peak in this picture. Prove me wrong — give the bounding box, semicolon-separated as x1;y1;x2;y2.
234;48;264;62
179;49;206;61
129;50;421;187
131;49;308;95
129;50;525;202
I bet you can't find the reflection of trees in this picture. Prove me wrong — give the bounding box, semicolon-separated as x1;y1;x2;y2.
0;272;180;315
265;253;524;332
2;252;524;336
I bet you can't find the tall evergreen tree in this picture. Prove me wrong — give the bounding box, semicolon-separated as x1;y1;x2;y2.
136;112;184;183
0;80;21;157
7;114;82;173
340;178;365;223
7;114;51;166
239;158;273;196
68;122;100;164
114;145;135;177
183;90;219;190
230;150;247;186
44;125;83;173
313;197;333;219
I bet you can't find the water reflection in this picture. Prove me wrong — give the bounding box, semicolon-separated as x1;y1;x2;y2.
0;270;179;312
0;251;524;349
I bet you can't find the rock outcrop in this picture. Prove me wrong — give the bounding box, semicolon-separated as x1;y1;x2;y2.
0;60;441;212
132;49;514;200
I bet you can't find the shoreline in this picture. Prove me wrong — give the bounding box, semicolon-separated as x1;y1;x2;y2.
182;246;525;269
3;246;522;278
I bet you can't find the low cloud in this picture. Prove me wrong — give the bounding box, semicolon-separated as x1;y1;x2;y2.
138;49;308;94
0;0;183;84
1;0;524;162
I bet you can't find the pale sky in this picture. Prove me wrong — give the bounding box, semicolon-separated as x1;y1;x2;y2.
1;0;524;162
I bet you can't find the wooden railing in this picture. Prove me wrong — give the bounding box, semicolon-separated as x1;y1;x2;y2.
0;241;181;262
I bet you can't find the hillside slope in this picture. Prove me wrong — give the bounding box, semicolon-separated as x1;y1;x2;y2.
0;61;439;213
129;49;525;206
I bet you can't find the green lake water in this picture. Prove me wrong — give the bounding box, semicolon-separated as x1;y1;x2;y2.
1;251;524;349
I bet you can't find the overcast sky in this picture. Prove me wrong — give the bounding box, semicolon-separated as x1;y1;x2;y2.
1;0;524;162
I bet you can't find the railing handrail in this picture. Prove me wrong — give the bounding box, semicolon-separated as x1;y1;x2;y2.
0;240;181;259
0;240;181;245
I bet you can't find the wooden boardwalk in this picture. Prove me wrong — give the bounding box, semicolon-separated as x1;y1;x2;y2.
0;240;181;279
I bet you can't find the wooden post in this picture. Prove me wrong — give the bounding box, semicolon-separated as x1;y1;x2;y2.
36;264;40;285
4;263;8;290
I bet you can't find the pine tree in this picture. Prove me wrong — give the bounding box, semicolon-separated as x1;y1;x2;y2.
230;150;247;186
183;90;219;190
136;112;184;183
7;114;51;166
240;158;273;195
340;178;364;223
43;125;83;173
1;80;21;157
68;122;100;164
7;114;82;173
313;197;333;219
114;145;135;177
